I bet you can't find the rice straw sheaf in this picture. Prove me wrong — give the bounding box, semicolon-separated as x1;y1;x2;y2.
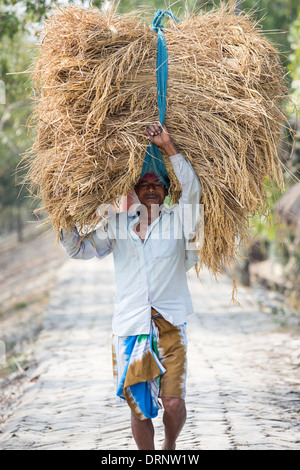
21;2;290;293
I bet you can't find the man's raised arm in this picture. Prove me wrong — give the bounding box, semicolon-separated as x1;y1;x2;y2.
56;186;114;260
144;123;202;207
145;124;202;237
59;222;113;260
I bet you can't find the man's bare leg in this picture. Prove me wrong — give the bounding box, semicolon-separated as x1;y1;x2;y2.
161;397;186;450
131;412;155;450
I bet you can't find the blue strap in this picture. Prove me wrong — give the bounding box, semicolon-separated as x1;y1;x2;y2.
139;10;180;188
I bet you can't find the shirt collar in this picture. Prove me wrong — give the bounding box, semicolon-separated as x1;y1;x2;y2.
127;203;174;218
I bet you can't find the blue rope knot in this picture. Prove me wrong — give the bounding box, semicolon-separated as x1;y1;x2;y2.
151;9;179;32
139;10;180;189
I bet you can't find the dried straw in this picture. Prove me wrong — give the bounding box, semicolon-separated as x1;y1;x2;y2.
21;1;290;285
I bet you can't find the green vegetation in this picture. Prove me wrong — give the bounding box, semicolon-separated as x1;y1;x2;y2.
288;5;300;114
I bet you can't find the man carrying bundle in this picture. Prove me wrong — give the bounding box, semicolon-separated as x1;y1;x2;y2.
59;123;202;450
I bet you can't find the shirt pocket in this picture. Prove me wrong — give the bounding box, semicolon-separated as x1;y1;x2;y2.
151;228;178;258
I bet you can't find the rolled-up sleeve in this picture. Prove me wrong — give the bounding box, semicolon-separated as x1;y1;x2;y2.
60;221;113;260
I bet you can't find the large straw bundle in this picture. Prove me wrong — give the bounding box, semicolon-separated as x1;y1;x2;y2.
22;2;290;284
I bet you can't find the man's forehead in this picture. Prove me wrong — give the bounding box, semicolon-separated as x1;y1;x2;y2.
140;177;160;183
136;172;160;185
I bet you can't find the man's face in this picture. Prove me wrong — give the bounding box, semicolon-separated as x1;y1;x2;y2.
135;177;168;208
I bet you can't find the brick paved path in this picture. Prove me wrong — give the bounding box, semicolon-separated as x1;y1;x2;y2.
1;254;300;450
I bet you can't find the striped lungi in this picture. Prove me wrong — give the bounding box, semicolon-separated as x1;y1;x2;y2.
112;308;187;421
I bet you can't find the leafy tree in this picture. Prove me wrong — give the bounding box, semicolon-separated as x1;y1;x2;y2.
0;0;104;239
286;7;300;175
288;7;300;114
240;0;299;53
0;12;35;239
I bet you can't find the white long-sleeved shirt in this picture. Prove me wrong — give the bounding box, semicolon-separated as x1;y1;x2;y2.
60;153;202;336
